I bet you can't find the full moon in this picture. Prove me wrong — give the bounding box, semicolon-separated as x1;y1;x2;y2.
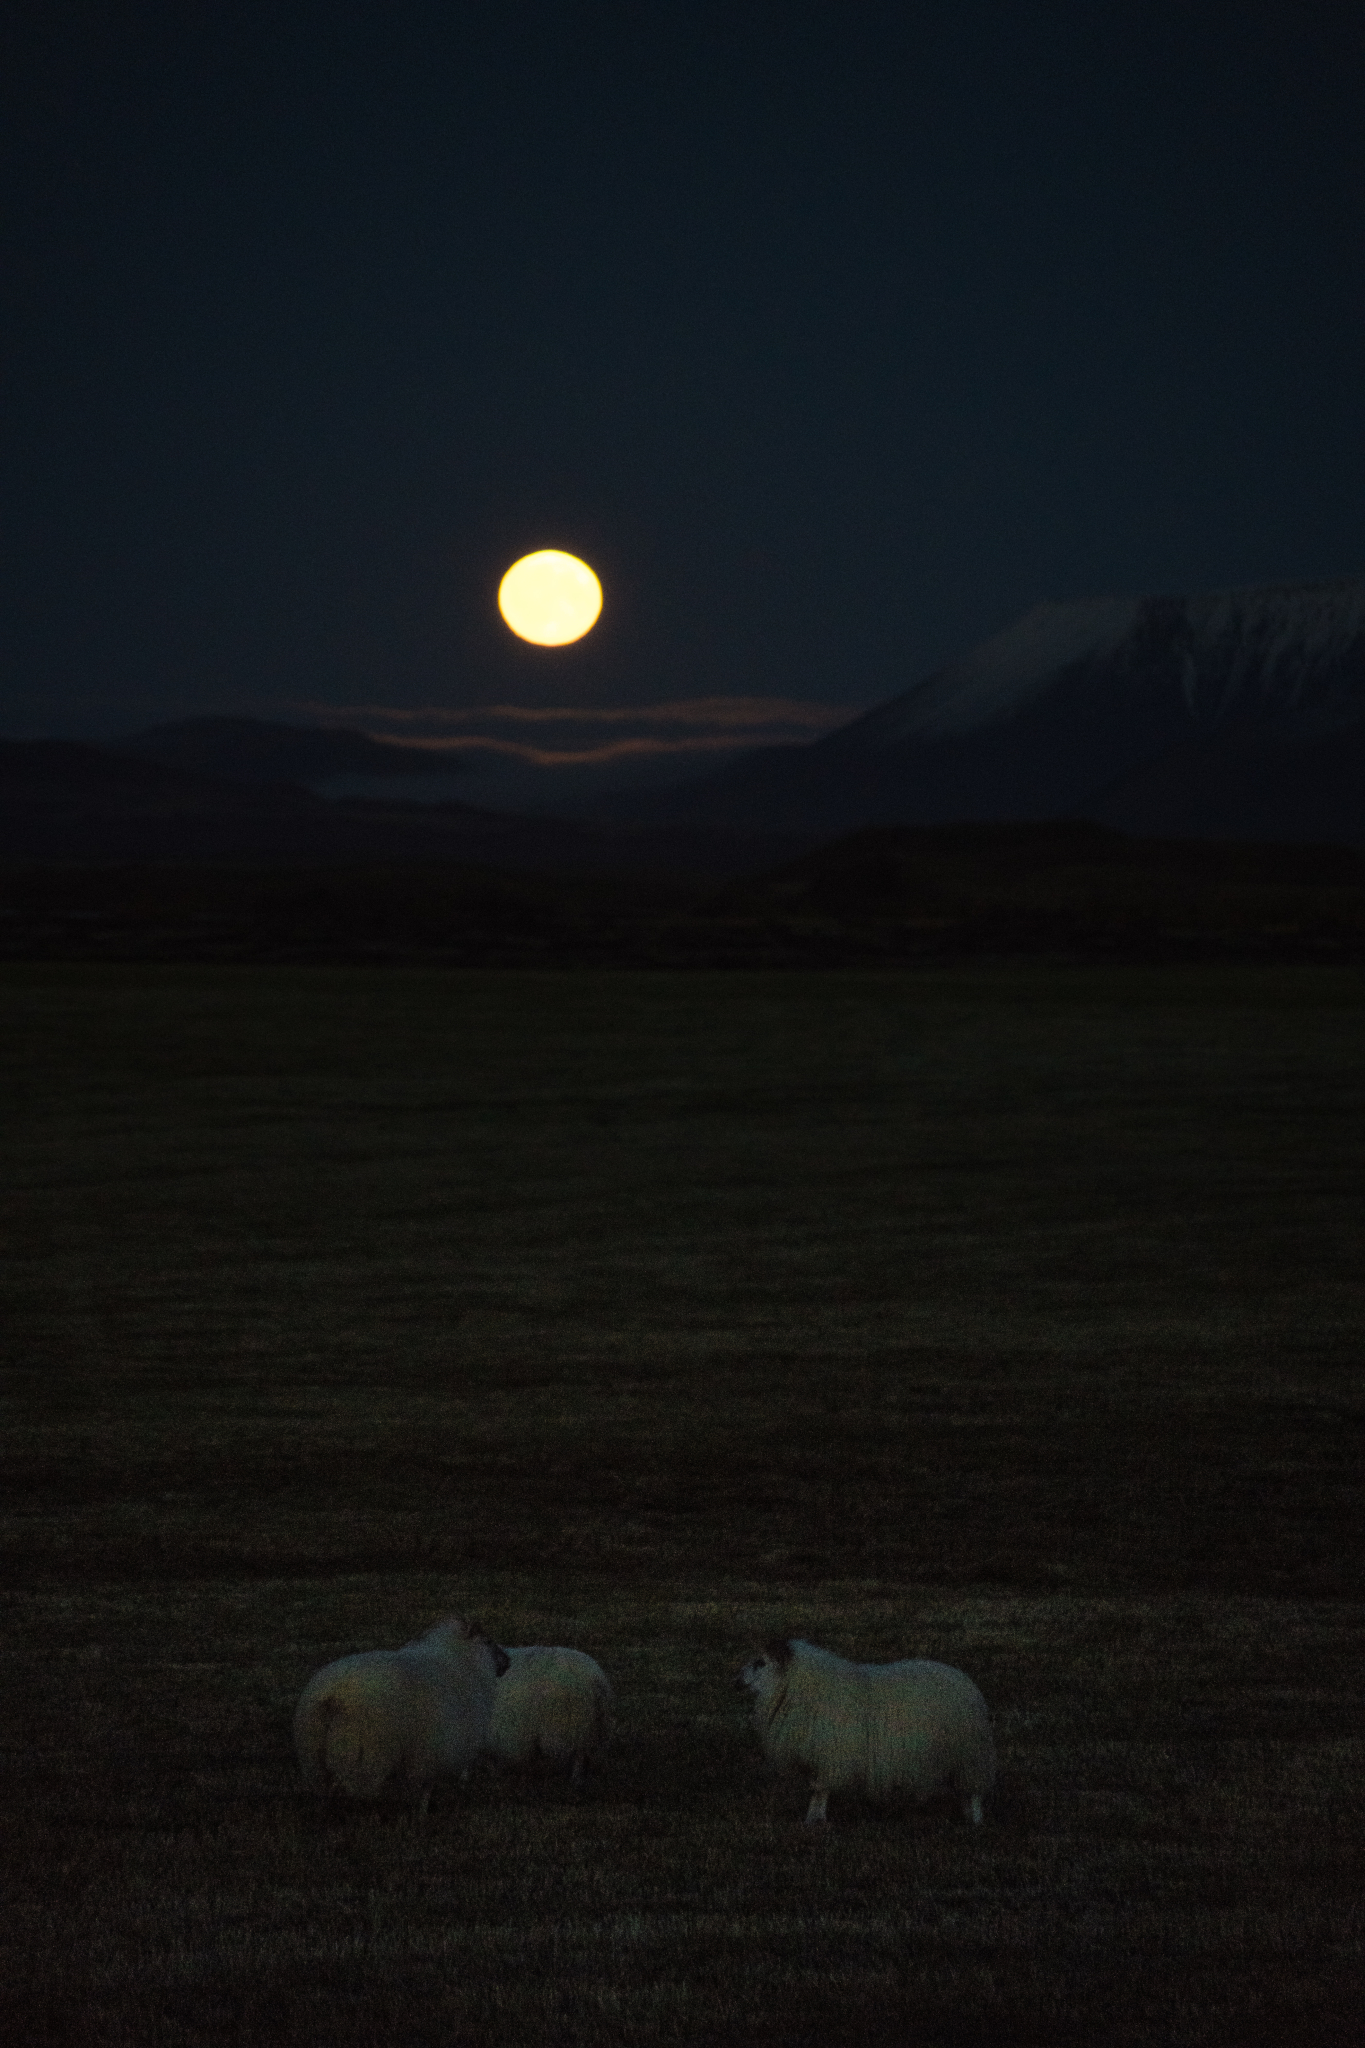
497;550;603;646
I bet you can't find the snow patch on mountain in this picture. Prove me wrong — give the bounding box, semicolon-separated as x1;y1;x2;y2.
1178;578;1365;725
852;575;1365;746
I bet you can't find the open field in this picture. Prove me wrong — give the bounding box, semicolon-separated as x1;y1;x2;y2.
2;962;1363;2045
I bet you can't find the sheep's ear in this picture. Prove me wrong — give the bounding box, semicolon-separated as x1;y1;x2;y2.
466;1624;510;1676
764;1637;794;1667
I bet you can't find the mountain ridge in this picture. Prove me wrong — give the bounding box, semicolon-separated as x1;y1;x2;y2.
8;572;1363;854
590;573;1365;842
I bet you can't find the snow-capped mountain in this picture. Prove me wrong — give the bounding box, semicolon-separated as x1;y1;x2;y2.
849;578;1365;745
601;576;1365;843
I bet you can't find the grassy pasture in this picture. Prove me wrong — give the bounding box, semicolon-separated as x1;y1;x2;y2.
2;961;1362;2045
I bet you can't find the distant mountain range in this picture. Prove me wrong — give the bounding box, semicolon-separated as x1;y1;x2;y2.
592;575;1365;844
3;574;1361;864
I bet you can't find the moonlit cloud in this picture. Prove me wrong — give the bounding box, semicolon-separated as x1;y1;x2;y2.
298;697;846;731
290;696;851;769
341;733;792;768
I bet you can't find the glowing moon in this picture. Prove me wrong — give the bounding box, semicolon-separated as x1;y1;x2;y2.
497;550;603;646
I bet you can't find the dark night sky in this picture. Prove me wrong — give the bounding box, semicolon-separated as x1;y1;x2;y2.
5;1;1364;777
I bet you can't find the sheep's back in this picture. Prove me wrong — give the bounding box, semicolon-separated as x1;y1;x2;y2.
393;1641;498;1773
861;1659;995;1802
293;1653;428;1797
488;1647;612;1764
294;1643;496;1798
767;1648;994;1803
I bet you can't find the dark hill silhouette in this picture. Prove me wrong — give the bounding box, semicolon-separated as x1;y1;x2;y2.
1084;720;1365;842
113;716;470;787
2;815;1362;965
0;738;810;876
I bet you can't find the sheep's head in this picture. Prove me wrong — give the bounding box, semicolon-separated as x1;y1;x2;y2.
420;1616;510;1675
736;1639;793;1699
420;1614;475;1648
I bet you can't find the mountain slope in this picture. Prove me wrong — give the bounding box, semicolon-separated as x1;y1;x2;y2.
595;576;1365;842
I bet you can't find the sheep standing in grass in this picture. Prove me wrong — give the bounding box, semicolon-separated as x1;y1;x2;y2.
738;1637;995;1826
293;1615;509;1817
486;1646;614;1785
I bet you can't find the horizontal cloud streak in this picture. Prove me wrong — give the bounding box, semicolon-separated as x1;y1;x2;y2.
289;695;853;772
357;732;802;767
297;696;848;733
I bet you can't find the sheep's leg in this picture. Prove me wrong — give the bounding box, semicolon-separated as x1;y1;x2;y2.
804;1786;830;1825
569;1753;587;1789
416;1785;432;1822
962;1793;983;1825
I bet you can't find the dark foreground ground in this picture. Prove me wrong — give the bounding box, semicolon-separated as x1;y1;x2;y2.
2;963;1362;2046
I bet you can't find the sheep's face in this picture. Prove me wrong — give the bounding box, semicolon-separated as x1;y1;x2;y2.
736;1642;791;1701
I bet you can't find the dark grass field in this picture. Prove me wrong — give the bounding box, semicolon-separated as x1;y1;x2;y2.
2;961;1362;2045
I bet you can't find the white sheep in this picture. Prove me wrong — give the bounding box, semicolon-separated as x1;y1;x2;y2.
486;1645;614;1785
293;1614;509;1817
738;1636;995;1826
